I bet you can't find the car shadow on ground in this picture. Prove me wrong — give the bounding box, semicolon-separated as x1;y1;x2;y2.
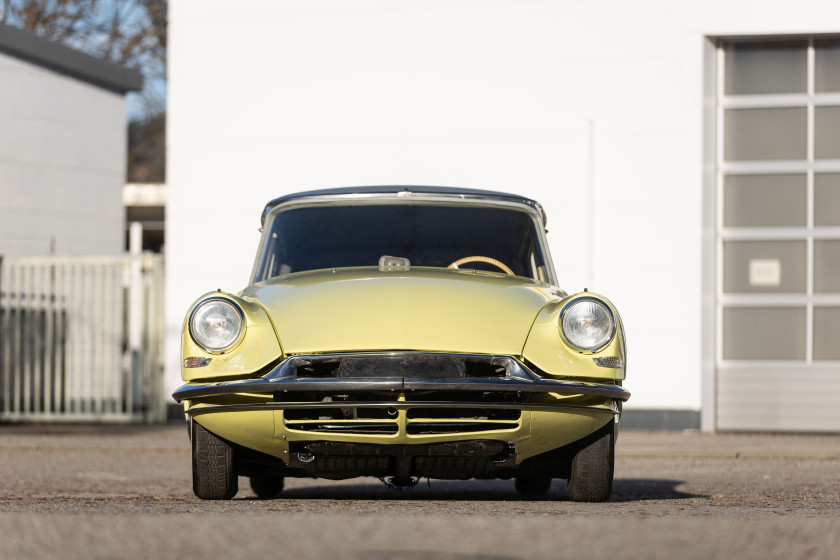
240;477;704;502
610;478;706;501
353;553;517;560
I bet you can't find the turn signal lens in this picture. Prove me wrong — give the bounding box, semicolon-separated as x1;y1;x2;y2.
183;357;212;368
593;356;624;368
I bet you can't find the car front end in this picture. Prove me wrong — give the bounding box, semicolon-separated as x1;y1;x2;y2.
174;187;629;501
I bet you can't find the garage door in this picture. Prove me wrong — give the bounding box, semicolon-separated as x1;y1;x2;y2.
715;37;840;431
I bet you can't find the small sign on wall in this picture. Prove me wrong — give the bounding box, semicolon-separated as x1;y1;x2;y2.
749;259;781;286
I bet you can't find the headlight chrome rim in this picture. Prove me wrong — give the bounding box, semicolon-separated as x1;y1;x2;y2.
189;297;245;353
560;297;616;352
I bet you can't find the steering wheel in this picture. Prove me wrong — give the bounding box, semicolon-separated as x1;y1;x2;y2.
448;256;514;275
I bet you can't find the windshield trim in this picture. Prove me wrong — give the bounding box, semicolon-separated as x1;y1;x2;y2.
249;194;557;286
260;187;547;226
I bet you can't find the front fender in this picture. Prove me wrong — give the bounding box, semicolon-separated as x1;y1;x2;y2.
521;292;626;381
180;292;283;382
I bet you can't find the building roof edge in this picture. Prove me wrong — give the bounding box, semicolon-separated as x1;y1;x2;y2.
0;24;143;93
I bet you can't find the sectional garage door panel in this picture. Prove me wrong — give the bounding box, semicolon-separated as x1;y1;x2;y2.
717;367;840;432
715;37;840;432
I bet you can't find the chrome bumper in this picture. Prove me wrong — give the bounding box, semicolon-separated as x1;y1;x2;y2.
173;352;630;404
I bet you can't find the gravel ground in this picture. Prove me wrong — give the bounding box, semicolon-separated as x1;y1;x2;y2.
1;424;839;559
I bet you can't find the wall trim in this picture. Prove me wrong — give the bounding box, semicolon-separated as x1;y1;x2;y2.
621;409;701;431
701;36;719;432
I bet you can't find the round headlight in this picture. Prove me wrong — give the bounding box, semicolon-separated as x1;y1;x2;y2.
560;298;615;351
189;299;244;352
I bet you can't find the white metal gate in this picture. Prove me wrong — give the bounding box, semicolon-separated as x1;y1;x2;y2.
0;254;165;422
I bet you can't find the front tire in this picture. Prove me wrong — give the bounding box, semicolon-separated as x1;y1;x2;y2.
192;421;238;500
567;421;615;502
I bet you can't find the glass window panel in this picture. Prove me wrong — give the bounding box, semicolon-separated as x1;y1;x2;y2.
814;240;840;293
815;39;840;93
723;240;806;293
724;41;807;95
815;106;840;160
724;107;807;161
723;307;806;360
815;173;840;226
814;307;840;360
723;174;806;227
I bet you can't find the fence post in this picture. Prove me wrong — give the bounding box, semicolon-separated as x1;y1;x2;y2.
128;223;144;416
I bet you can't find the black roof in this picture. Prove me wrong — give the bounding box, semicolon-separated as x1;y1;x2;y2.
0;24;142;93
261;186;547;225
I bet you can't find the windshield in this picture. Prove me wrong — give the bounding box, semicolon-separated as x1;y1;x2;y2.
253;202;550;282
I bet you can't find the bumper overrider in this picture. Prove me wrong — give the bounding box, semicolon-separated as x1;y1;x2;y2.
174;353;628;482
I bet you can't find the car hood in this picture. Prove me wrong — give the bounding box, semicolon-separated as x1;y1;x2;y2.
241;267;564;356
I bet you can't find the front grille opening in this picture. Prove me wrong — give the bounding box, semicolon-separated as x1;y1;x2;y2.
406;422;519;435
406;408;520;421
294;360;340;378
404;391;526;404
290;355;512;380
464;361;507;378
339;355;466;378
284;406;394;421
285;422;398;434
275;392;397;403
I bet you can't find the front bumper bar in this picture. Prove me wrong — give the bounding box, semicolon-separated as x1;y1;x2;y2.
173;352;630;403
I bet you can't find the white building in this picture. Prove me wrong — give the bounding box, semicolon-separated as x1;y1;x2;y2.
166;0;840;431
0;24;142;257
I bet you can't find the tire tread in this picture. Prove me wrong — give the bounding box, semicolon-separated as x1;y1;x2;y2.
567;422;615;502
192;421;238;500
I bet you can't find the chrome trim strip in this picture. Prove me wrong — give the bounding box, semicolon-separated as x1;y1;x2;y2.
172;353;630;402
185;401;619;417
260;187;547;226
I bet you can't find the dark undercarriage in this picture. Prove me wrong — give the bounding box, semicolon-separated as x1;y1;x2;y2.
231;424;614;488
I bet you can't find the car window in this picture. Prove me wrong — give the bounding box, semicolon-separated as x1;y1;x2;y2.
254;203;548;281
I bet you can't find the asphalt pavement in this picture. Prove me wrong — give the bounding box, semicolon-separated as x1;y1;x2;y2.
1;424;839;559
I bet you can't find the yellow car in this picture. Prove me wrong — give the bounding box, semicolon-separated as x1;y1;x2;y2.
173;186;629;501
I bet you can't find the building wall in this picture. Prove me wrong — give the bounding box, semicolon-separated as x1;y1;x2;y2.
166;0;840;415
0;51;127;256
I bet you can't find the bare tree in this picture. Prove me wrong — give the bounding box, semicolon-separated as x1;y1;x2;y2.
1;1;167;181
2;0;166;115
